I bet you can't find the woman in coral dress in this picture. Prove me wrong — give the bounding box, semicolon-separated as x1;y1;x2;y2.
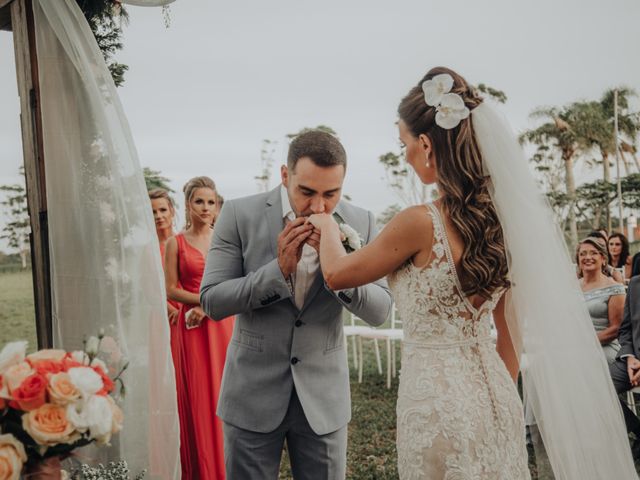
164;176;234;479
150;188;182;368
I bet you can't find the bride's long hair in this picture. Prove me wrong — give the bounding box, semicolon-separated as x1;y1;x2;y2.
398;66;509;299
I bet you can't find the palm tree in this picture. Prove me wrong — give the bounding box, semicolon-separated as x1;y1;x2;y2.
600;88;640;175
520;106;583;248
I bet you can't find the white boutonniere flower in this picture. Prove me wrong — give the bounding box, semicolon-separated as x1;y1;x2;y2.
421;73;470;130
332;213;363;253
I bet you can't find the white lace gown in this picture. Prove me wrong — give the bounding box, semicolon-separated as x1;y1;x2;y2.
388;204;530;479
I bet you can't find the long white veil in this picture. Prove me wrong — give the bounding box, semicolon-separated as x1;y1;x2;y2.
472;102;637;479
33;0;180;477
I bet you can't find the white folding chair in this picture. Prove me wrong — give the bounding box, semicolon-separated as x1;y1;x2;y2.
357;306;404;388
343;313;378;370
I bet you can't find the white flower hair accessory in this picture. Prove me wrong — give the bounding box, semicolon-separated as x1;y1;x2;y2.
421;73;470;130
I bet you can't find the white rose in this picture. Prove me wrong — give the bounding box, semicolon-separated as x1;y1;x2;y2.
90;358;108;374
68;367;103;397
339;223;362;250
0;342;27;374
70;351;90;366
85;336;100;357
66;395;113;441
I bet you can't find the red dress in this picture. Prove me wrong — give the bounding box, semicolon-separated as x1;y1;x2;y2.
174;233;234;480
160;240;182;377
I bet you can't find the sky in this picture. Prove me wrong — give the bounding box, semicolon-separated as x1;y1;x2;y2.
1;0;639;251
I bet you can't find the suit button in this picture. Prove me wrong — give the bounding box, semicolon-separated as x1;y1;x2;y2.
295;320;302;327
291;357;299;365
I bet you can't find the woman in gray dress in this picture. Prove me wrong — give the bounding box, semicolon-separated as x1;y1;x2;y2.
577;237;626;364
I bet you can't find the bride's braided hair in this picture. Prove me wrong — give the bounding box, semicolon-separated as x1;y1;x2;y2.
398;66;510;299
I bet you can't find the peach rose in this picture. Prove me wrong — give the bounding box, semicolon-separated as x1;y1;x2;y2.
48;372;81;406
10;374;47;411
3;362;34;393
22;403;78;446
26;349;67;364
0;434;27;480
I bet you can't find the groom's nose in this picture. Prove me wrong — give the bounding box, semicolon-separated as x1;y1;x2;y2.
310;196;326;214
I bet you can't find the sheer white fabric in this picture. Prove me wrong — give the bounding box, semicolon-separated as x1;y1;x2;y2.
473;102;637;479
389;204;530;479
33;1;180;478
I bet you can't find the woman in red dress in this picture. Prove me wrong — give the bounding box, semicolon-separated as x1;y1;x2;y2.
164;177;234;480
150;189;181;359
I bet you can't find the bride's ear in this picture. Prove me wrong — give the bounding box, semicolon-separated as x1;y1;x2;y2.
418;134;434;162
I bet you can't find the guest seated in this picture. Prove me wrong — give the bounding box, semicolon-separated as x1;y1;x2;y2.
610;276;640;455
577;237;626;364
587;231;624;283
609;232;632;282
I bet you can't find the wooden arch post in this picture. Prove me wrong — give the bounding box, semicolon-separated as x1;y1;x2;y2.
1;0;52;348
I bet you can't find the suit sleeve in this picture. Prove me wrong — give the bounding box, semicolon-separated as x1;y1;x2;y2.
617;292;633;359
200;200;292;320
326;210;393;327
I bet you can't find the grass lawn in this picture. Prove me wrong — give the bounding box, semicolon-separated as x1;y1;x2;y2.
0;270;36;351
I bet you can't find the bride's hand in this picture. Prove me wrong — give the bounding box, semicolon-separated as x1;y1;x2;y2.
307;213;335;231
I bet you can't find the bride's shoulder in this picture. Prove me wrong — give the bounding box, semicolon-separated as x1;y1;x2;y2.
387;205;434;232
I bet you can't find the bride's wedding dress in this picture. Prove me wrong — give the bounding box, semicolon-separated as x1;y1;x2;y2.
389;203;530;480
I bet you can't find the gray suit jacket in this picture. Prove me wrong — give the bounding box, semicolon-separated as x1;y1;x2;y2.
617;277;640;360
200;186;393;435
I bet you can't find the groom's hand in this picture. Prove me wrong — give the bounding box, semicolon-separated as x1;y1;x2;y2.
278;217;313;277
306;228;321;253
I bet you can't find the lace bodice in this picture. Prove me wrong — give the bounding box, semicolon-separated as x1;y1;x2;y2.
388;204;503;346
389;204;529;480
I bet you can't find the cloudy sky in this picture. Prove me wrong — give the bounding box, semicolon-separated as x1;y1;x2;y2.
1;0;639;250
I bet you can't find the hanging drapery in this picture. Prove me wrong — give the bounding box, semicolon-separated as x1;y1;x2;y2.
33;0;180;477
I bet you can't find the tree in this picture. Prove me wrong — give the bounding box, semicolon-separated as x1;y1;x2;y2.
520;105;584;248
143;167;173;192
475;83;507;104
255;139;277;192
0;173;30;268
378;151;433;208
77;0;130;87
286;125;338;140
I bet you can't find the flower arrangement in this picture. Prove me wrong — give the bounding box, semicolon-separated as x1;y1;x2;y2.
0;335;125;480
332;213;363;253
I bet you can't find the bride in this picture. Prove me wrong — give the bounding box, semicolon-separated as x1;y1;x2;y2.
308;66;637;479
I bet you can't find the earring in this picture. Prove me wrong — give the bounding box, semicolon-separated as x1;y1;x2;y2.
425;161;430;168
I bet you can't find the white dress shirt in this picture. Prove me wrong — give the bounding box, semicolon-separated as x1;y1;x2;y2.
281;185;319;310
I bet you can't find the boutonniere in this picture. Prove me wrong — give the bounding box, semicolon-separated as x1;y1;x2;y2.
332;212;363;253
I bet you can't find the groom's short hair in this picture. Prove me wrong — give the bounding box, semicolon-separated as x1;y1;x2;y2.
287;130;347;172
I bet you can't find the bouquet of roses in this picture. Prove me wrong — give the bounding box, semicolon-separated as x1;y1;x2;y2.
0;334;125;480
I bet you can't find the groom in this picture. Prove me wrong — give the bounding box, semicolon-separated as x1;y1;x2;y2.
200;130;392;479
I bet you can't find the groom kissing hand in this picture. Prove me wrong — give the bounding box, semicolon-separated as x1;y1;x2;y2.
200;130;393;480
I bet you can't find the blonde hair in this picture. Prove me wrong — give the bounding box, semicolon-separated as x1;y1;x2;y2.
398;66;509;299
182;176;217;229
148;188;175;209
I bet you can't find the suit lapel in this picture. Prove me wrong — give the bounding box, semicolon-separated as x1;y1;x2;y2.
265;187;283;259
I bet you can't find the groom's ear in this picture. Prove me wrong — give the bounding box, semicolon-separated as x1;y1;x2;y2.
281;165;289;188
